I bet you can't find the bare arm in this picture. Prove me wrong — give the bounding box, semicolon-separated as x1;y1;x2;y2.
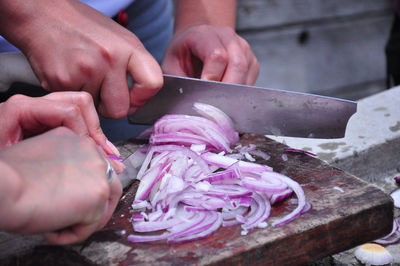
174;0;237;33
0;0;163;117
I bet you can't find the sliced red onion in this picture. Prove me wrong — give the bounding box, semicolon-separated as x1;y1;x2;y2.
241;193;271;230
193;102;239;145
201;152;272;172
134;162;171;201
390;189;400;208
222;206;248;220
127;103;308;244
107;154;123;161
133;216;185;232
241;176;287;193
374;219;400;246
132;213;145;222
271;173;306;227
169;212;223;243
268;188;293;205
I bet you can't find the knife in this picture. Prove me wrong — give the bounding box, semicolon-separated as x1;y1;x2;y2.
0;52;356;138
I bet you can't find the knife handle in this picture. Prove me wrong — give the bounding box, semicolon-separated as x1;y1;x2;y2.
0;52;134;92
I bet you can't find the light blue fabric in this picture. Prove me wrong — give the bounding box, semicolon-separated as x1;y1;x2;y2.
99;0;174;142
0;0;136;52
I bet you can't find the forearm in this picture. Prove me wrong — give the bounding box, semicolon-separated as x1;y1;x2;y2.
174;0;237;34
0;0;42;51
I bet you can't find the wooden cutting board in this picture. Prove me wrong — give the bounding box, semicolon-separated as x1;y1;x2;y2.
0;134;394;265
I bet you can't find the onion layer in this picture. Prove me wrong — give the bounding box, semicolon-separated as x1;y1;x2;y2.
127;103;308;243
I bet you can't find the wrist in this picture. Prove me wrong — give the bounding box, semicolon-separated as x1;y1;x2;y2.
0;155;24;232
174;0;237;34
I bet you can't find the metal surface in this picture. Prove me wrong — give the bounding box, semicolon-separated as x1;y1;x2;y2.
118;152;140;189
129;75;357;138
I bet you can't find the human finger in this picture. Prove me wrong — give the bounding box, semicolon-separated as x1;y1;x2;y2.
245;54;260;85
2;95;90;139
216;31;250;84
128;47;163;109
191;33;228;82
44;92;120;156
97;66;131;119
96;171;122;230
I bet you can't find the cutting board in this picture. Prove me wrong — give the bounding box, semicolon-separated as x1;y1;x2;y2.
0;134;394;265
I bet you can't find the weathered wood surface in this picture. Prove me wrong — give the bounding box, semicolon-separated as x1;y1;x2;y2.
0;134;393;265
236;0;392;30
236;0;393;99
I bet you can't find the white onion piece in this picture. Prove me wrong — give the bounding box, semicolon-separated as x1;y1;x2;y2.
390;188;400;208
201;152;272;172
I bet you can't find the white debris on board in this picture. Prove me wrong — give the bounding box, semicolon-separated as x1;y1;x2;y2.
333;186;344;193
179;88;183;94
76;241;131;266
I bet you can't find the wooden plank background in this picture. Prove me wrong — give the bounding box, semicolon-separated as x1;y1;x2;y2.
236;0;394;100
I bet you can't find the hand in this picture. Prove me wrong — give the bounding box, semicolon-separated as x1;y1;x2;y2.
162;25;259;85
0;91;122;159
0;127;123;245
0;0;163;117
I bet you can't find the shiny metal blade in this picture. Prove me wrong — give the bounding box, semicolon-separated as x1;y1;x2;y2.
129;74;357;138
118;152;140;189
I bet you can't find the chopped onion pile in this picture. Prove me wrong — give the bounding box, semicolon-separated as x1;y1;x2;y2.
127;103;309;243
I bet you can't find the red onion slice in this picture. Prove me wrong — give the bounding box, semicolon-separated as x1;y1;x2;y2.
201;152;272;172
390;189;400;208
271;173;306;227
193;102;239;145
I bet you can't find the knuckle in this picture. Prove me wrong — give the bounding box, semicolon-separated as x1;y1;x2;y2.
7;94;27;103
142;76;163;91
66;104;81;117
75;91;94;106
53;126;75;136
50;73;75;90
223;26;236;36
209;49;228;63
2;95;27;111
232;55;249;72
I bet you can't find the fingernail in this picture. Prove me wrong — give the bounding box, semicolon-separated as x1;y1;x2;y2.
203;75;219;82
106;140;120;157
128;107;137;115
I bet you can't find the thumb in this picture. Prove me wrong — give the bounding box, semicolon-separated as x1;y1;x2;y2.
128;48;163;110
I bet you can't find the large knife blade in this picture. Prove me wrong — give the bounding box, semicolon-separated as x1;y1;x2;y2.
0;52;356;138
129;75;357;138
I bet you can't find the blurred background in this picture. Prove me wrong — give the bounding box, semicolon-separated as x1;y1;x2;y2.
236;0;393;100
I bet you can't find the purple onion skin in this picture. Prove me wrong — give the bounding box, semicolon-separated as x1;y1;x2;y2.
395;176;400;184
